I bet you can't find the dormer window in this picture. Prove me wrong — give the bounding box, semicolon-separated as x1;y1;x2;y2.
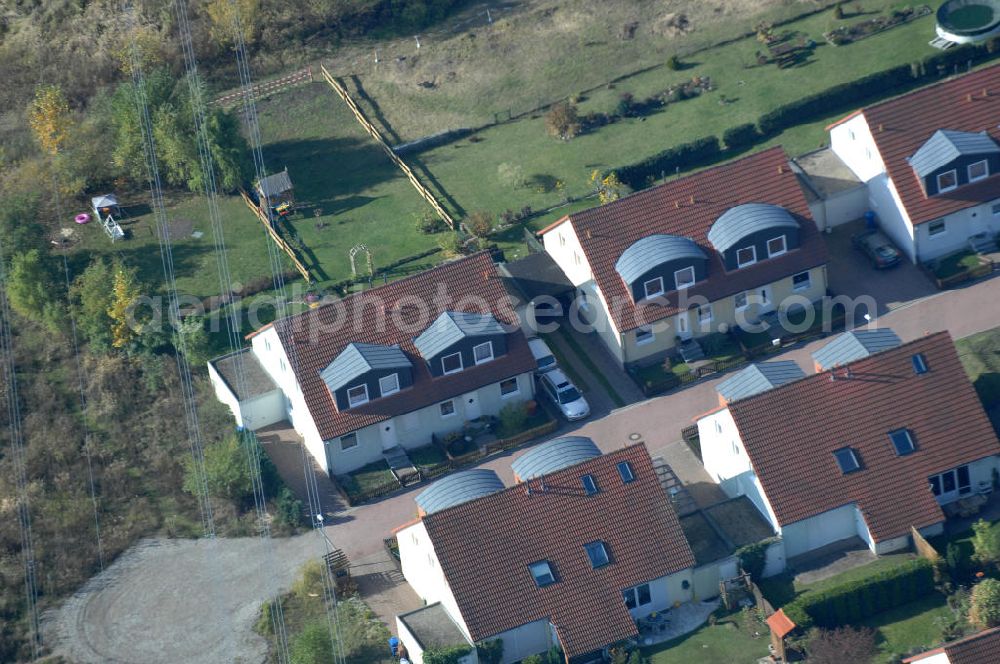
937;170;958;193
736;246;757;268
969;160;989;182
644;276;665;299
442;352;463;375
766;235;787;258
347;384;369;407
674;267;695;290
379;373;400;397
473;341;494;365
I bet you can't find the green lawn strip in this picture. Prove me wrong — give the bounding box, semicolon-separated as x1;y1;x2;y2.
759;553;919;608
415;5;940;218
341;460;398;499
552;327;627;407
537;331;589;391
643;614;771;664
956;326;1000;409
861;594;952;664
933;250;982;279
407;443;447;469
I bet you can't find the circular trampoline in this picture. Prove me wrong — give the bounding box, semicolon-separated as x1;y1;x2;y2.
936;0;1000;43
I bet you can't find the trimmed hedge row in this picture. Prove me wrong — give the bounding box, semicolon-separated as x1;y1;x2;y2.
783;558;935;629
615;136;722;189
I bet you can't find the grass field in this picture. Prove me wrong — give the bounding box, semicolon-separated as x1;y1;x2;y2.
957;326;1000;411
644;613;771;664
862;594;954;663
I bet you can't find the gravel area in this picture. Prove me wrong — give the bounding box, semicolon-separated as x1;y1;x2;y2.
42;535;318;664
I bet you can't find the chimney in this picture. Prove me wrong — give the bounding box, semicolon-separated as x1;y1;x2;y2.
877;123;884;133
586;229;592;239
829;370;837;382
674;200;680;209
777;164;783;174
983;88;989;98
967;93;973;102
689;195;695;205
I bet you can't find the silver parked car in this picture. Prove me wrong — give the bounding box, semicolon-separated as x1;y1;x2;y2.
539;369;590;421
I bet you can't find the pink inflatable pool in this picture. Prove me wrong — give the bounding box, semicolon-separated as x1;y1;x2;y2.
74;213;90;224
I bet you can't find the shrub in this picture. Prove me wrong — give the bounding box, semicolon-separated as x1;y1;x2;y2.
971;578;1000;628
616;92;635;117
545;102;581;139
833;3;845;19
465;210;495;238
476;639;504;664
289;621;335;664
414;210;447;234
783;558;935;629
438;232;465;257
615;135;721;189
972;519;1000;569
274;486;305;531
806;626;875;664
723;123;759;150
498;402;529;436
666;54;681;70
183;434;254;505
424;644;473;664
736;539;773;582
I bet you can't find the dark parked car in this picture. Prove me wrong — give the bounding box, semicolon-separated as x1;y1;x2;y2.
852;229;902;269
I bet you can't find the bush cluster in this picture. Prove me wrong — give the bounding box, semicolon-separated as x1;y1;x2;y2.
723;123;760;150
614;135;722;189
783;558;935;629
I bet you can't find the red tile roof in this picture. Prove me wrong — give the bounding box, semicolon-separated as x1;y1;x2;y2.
543;147;828;332
766;609;796;639
904;627;1000;663
421;444;696;658
859;64;1000;226
727;331;1000;543
272;252;536;441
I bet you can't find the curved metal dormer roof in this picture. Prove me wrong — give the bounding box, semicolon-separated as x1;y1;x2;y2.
707;203;799;253
511;436;602;481
614;234;707;285
415;469;506;515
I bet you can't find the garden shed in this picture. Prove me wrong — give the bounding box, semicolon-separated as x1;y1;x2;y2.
255;167;295;208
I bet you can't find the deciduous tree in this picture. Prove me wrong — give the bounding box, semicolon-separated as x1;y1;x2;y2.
28;84;72;156
970;578;1000;629
806;626;876;664
205;0;261;48
545;102;581;139
6;249;63;332
108;263;141;349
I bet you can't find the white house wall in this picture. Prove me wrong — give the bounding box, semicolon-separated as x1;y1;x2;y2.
821;185;870;229
251;327;327;470
240;390;287;430
829;113;887;182
914;198;1000;262
207;361;247;428
397;521;473;641
698;409;750;485
781;504;858;558
325;371;535;474
492;620;556;664
762;539;787;579
691;558;737;602
542;218;593;287
628;569;695;620
867;174;917;263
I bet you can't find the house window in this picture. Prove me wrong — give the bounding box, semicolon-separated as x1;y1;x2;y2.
559;233;566;247
440;400;456;418
617;461;635;483
280;358;287;373
928;219;946;237
731;440;740;456
441;352;463;375
736;246;757;268
968;160;989;182
635;326;654;346
500;377;519;397
644;276;665;299
529;560;556;587
848;129;856;141
714;421;722;434
264;338;271;351
930;466;971;498
912;353;929;374
697;304;713;325
584;541;610;569
623;583;652;610
379;373;400;397
347;384;369;407
865;147;873;161
581;474;599;495
937;170;958;192
833;447;861;474
339;433;358;451
674;266;696;290
767;236;787;258
734;291;748;310
888;428;916;456
993;203;1000;216
473;341;494;365
574;252;582;266
792;271;811;292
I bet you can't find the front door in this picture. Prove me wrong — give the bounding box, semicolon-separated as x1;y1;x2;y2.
463;391;482;420
379;419;398;451
676;312;691;340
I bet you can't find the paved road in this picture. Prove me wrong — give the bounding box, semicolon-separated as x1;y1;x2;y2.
44;269;1000;663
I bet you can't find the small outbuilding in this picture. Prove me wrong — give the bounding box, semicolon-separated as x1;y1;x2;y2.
91;194;120;219
255;167;294;210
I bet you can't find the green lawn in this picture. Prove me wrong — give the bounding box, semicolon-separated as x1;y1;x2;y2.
758;553;918;608
644;614;770;664
862;594;954;663
338;460;398;501
932;250;982;279
956;325;1000;410
412;3;945;221
408;443;448;469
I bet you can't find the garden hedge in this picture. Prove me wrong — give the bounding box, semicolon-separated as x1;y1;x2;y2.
723;123;760;150
615;135;721;189
782;558;935;629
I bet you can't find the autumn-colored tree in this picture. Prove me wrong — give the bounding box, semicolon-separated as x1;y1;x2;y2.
205;0;261;48
108;264;141;349
465;210;495;238
590;170;631;204
28;84;72;156
806;626;876;664
970;578;1000;629
113;23;163;75
545;102;581;140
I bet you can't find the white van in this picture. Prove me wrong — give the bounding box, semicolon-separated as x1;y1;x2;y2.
528;338;557;374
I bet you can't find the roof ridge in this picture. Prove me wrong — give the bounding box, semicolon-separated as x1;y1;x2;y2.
864;63;1000;114
727;330;951;407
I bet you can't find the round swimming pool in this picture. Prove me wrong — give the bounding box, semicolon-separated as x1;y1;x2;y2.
937;0;1000;43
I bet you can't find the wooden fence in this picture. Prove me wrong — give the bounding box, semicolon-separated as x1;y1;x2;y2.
239;189;312;283
213;67;314;107
319;65;456;230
